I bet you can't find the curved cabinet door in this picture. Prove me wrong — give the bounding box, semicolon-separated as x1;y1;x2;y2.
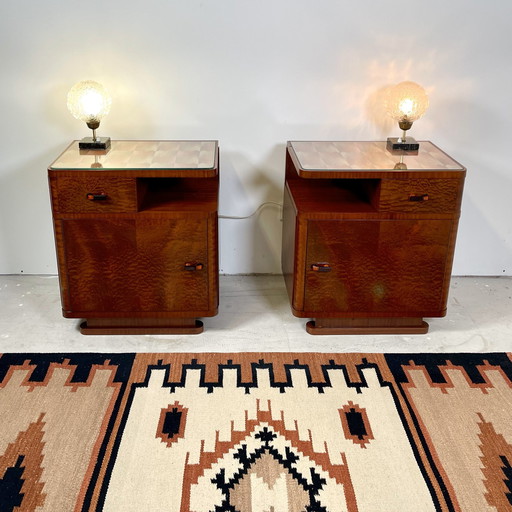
304;219;455;317
59;215;210;314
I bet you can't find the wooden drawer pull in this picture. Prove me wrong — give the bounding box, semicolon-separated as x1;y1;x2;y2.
311;263;331;272
409;193;429;202
184;262;204;271
86;193;109;201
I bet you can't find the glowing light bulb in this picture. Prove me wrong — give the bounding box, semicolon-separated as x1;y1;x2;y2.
67;80;112;149
398;98;414;117
385;81;429;151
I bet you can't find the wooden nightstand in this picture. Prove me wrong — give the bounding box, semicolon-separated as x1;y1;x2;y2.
281;141;466;335
48;140;219;335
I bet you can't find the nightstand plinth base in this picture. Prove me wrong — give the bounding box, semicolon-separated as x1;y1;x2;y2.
306;317;429;335
80;318;204;335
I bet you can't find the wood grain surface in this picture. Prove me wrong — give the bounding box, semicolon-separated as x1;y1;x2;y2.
281;142;466;333
48;143;219;333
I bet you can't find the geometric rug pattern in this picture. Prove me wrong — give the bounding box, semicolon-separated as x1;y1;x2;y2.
0;352;511;511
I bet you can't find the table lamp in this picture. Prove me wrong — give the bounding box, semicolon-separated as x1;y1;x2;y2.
67;80;112;150
386;81;429;151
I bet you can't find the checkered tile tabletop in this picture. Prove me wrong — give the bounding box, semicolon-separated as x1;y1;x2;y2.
290;141;464;171
50;140;217;170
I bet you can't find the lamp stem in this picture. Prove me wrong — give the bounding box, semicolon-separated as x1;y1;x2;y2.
91;128;97;142
400;129;407;143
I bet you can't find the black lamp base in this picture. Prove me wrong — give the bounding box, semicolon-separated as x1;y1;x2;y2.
79;137;111;150
386;137;419;151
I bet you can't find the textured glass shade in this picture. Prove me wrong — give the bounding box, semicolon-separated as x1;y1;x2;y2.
67;80;111;125
386;81;429;123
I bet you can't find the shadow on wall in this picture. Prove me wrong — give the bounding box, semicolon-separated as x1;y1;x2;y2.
0;147;61;274
432;96;512;276
332;53;440;139
218;144;285;275
365;84;395;136
455;181;511;277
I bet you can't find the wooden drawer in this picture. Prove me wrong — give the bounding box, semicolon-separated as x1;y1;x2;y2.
54;177;137;213
379;178;461;213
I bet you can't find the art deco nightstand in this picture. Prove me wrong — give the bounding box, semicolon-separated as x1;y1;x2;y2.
282;141;466;335
48;140;219;334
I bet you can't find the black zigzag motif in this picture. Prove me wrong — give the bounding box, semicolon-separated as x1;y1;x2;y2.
211;426;328;511
0;353;135;384
130;357;393;396
384;352;512;385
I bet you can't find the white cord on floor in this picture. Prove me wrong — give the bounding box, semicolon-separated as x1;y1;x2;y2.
219;201;283;220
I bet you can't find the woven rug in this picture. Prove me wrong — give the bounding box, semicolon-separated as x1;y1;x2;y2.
0;353;511;511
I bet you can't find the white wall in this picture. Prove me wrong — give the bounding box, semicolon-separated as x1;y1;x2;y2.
1;0;511;275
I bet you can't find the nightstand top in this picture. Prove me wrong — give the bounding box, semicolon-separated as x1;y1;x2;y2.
289;141;464;175
49;140;218;171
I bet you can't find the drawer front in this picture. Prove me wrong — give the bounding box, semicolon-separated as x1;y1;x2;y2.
54;177;137;213
379;178;461;213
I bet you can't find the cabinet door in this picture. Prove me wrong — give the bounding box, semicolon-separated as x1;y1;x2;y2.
304;219;454;316
60;216;209;313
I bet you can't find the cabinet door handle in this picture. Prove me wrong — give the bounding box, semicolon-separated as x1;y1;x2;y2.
409;193;429;202
184;262;204;271
86;193;109;201
311;263;331;272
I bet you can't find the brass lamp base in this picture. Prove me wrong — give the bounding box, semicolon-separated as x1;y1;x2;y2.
79;137;111;150
387;137;419;151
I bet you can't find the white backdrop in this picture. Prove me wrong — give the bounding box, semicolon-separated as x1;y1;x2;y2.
1;0;511;275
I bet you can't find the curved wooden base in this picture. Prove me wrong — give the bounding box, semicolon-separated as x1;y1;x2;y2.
306;318;429;335
79;318;204;335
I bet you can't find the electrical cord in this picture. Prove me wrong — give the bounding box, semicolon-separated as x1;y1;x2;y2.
219;201;283;220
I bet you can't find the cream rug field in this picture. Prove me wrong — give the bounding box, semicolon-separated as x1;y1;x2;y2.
0;352;511;511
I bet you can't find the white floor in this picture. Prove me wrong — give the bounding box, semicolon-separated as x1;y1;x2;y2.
0;275;510;354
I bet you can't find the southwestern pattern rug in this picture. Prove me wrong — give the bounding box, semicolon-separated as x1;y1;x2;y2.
0;352;511;511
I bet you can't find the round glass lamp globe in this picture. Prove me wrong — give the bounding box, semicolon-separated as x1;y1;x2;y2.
386;81;429;123
67;80;111;124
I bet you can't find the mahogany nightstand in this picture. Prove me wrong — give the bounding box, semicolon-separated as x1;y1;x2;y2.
48;140;219;335
281;141;466;335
